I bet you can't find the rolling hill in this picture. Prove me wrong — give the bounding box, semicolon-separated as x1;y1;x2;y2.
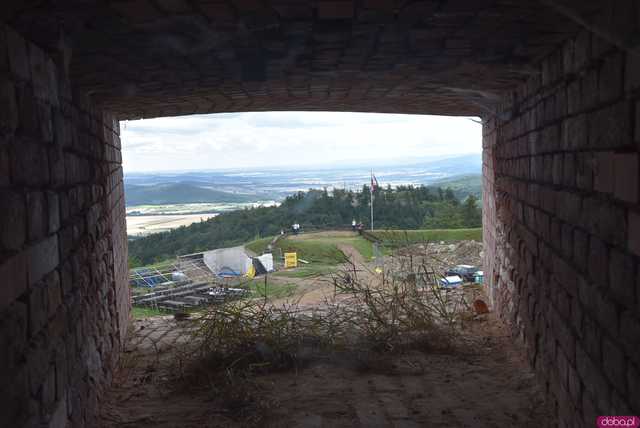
429;174;482;199
124;182;256;206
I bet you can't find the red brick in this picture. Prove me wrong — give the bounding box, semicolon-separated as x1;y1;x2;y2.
613;153;638;203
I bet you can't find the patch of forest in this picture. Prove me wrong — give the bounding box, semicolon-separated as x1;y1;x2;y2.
128;184;482;266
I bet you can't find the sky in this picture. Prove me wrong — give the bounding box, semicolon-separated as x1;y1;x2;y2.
120;112;482;172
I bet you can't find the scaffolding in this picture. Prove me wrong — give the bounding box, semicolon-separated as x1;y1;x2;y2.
129;257;219;288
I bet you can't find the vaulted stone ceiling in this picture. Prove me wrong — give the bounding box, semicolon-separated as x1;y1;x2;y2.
2;1;609;119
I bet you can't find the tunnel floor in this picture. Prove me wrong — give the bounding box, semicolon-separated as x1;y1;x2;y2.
97;312;553;427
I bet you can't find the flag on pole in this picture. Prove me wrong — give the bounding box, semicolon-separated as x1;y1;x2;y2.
371;172;379;191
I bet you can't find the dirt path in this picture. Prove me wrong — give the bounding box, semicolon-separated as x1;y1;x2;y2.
98;314;553;427
336;243;366;265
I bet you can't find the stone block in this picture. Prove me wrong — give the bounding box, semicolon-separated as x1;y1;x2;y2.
0;252;28;312
5;27;29;80
598;51;623;103
562;153;576;188
619;311;640;365
595;290;619;338
626;50;640;93
15;85;39;139
608;248;636;305
0;26;7;72
29;42;49;102
552;153;563;185
576;152;594;191
27;191;47;242
0;190;26;251
0;145;9;186
577;343;611;412
0;80;18;135
602;336;627;393
573;228;589;271
613;153;638;203
28;235;59;286
588;236;608;286
36;102;54;143
11;141;49;186
28;282;48;336
582;197;626;246
45;270;61;318
573;30;591;71
629;211;640;257
628;363;640;413
583;315;602;362
589;102;631;150
49;146;65;187
594;151;614;194
46;192;60;234
567;80;581;115
560;223;573;260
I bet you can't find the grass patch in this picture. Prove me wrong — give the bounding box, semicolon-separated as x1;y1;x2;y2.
244;277;297;299
132;306;169;319
275;239;347;265
245;236;274;254
370;228;482;244
273;264;336;278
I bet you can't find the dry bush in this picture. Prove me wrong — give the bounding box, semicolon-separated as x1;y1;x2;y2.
176;241;479;422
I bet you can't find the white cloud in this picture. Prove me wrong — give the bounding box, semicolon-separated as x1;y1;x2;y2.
120;112;481;172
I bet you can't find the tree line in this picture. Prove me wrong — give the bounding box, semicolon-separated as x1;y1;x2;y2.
128;184;482;267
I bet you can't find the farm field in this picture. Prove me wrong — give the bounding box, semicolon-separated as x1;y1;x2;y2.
126;213;218;236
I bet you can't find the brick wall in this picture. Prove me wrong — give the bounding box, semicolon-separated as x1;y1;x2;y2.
0;25;129;427
483;25;640;426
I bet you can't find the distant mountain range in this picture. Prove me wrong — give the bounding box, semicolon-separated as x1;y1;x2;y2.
124;182;255;206
124;153;482;206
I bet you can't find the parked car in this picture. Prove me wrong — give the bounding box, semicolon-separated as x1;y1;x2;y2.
444;265;479;282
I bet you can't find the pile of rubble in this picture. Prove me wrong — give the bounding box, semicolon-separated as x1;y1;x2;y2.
390;240;483;276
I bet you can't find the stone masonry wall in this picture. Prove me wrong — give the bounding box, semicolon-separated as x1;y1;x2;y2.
483;24;640;427
0;24;129;427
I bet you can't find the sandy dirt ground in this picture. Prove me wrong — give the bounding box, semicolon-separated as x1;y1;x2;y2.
100;239;555;427
98;312;553;428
